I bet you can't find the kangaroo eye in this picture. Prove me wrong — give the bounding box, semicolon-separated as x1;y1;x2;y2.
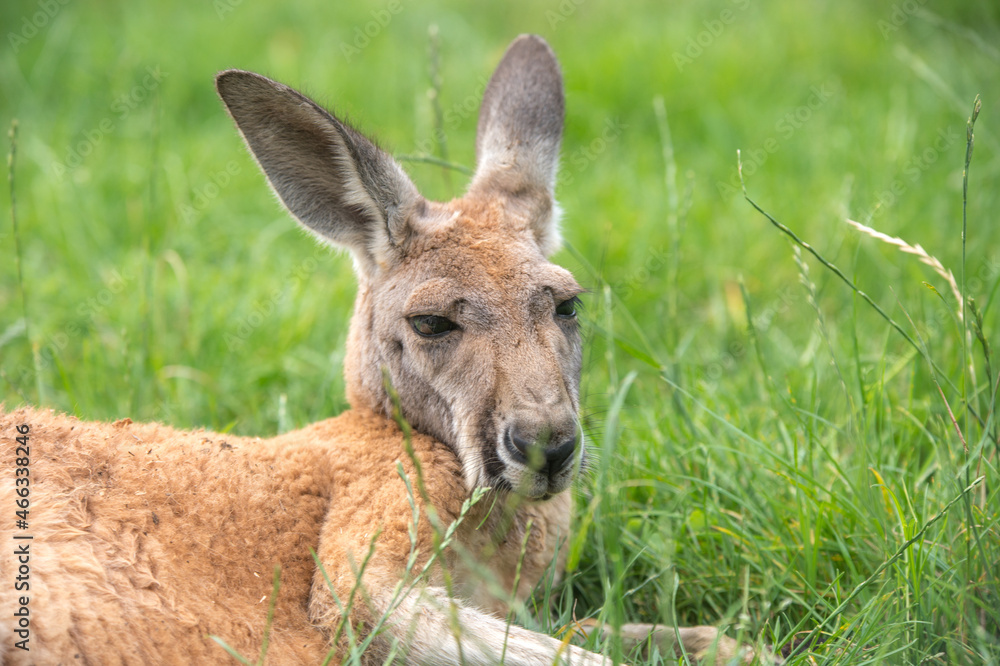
555;298;579;318
410;315;457;337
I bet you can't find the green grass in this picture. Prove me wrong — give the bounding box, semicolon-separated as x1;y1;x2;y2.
3;0;999;663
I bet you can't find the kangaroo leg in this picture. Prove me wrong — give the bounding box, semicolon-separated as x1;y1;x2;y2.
578;620;783;665
369;581;614;666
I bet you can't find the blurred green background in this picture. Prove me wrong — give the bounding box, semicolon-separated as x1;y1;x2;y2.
2;0;999;663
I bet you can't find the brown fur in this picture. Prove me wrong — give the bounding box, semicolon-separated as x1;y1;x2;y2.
0;36;772;665
0;405;572;664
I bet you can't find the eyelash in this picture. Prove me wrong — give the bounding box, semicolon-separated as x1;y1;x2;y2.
409;314;458;337
556;297;580;318
408;295;581;338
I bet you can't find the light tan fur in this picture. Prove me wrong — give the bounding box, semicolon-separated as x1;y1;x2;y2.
0;35;768;665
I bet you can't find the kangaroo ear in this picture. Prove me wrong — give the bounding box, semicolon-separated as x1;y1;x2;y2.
468;35;565;256
216;70;422;276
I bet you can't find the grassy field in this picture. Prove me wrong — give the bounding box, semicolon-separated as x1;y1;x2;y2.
3;0;999;663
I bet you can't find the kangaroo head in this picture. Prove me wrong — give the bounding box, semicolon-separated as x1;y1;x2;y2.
216;35;581;500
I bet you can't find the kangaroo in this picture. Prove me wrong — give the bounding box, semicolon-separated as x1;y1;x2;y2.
0;35;761;664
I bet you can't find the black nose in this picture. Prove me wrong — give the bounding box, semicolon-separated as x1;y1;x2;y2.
504;428;577;475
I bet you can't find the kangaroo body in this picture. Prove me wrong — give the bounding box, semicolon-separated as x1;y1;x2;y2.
0;407;570;664
0;35;761;665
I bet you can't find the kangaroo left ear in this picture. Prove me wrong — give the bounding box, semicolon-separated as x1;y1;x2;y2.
466;35;565;256
216;70;423;278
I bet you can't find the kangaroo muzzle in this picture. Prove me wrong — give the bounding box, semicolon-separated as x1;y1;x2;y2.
497;409;580;499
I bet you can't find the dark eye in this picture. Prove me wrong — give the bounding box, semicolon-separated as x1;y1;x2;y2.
410;315;457;337
555;298;579;318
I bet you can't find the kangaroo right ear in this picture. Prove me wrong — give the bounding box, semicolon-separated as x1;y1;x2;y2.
215;70;422;276
467;35;565;256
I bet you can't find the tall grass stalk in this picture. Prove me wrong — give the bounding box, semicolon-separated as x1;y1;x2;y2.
737;151;982;428
426;24;452;191
791;476;983;660
6;119;42;404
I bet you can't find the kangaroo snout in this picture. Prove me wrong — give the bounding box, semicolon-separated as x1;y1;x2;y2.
499;407;580;498
504;426;577;475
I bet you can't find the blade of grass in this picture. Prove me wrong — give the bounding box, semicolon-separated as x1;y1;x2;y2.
396;153;472;175
737;150;983;429
7;119;42;403
788;476;983;660
255;565;281;666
